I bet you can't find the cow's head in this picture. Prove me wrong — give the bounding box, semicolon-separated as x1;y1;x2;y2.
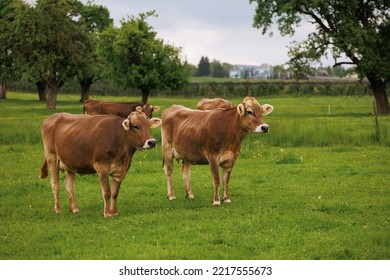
142;104;160;119
122;108;162;149
237;97;273;133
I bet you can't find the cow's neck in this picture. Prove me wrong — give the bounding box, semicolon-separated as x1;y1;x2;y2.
224;109;250;146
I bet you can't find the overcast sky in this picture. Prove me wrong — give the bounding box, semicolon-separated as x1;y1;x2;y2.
86;0;332;67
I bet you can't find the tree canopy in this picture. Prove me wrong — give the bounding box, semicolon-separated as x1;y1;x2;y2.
197;56;211;77
69;0;112;102
1;2;189;108
251;0;390;114
98;11;190;104
0;0;22;99
11;0;93;108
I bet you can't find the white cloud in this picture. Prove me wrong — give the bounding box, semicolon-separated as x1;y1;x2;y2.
89;0;336;66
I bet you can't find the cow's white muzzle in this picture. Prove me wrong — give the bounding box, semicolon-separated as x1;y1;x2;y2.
255;124;269;133
143;138;157;148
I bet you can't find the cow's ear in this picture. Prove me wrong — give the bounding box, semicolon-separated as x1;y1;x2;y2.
149;118;162;128
135;106;143;113
237;103;245;116
153;106;160;112
262;104;274;115
122;119;130;130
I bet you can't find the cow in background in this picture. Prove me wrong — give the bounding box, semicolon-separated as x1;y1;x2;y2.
83;99;160;119
161;97;273;206
40;109;161;217
196;98;234;110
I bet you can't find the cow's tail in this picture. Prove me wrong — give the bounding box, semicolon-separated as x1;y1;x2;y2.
39;158;48;178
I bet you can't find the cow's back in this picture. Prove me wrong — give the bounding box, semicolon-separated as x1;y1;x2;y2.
196;98;234;110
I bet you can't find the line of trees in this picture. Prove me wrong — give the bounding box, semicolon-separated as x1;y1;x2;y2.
192;55;349;80
194;56;232;78
0;0;189;108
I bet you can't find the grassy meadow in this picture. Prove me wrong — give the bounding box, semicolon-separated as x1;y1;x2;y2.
0;92;389;260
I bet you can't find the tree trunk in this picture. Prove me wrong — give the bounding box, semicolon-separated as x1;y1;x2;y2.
46;81;63;109
79;79;92;103
36;81;47;101
141;88;150;105
367;74;390;115
47;86;58;109
0;82;7;99
373;88;390;115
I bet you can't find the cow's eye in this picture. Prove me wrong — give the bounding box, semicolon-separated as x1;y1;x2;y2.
133;125;139;130
247;110;254;115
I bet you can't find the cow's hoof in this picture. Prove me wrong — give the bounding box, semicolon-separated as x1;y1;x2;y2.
186;194;195;200
168;195;176;201
70;208;80;214
104;212;118;218
223;198;232;204
213;201;221;207
54;208;61;214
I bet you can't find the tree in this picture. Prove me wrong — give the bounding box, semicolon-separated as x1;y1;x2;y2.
69;0;112;103
251;0;390;114
98;11;189;104
0;0;23;99
197;56;210;76
210;60;227;78
13;0;91;109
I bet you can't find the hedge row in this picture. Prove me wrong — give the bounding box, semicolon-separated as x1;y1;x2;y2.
160;80;371;98
9;79;371;98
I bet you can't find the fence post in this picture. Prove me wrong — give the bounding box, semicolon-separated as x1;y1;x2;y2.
373;101;380;142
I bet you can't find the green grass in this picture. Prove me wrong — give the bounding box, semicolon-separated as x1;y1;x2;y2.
0;92;389;260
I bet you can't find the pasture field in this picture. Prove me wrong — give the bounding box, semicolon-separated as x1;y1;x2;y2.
0;92;389;260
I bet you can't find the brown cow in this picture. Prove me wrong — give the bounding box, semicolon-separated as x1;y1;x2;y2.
161;97;273;206
196;98;234;110
39;110;161;217
83;99;160;119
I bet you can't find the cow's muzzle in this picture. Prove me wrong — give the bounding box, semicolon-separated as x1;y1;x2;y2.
255;124;269;133
143;138;157;148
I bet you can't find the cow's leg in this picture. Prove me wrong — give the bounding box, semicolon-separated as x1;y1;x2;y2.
209;160;221;206
47;155;61;214
182;161;194;199
64;171;79;213
163;152;176;201
109;179;121;216
222;168;232;203
97;171;112;218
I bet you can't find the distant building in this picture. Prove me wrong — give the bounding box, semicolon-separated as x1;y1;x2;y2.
229;64;273;79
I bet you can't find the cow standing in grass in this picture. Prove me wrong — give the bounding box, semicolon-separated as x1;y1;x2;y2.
161;97;273;206
196;98;234;110
39;109;161;217
83;99;160;119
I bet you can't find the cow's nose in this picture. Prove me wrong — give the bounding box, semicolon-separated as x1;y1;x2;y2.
143;138;157;149
147;139;156;147
261;125;269;133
